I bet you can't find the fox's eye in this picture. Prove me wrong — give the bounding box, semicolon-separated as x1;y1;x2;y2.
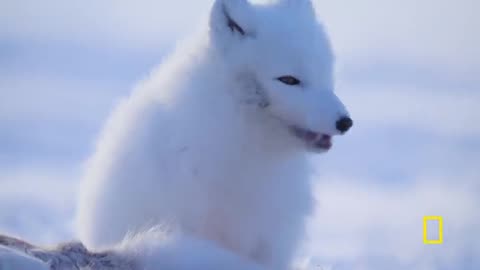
277;76;301;86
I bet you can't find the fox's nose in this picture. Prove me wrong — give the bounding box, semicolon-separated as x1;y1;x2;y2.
336;116;353;133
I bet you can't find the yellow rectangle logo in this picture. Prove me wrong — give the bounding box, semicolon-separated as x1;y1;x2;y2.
423;216;443;244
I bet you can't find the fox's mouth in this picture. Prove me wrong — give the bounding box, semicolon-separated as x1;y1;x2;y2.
290;126;332;152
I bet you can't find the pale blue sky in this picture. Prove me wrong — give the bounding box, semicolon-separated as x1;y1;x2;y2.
0;1;479;269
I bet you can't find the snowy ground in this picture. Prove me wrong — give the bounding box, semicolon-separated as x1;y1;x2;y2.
1;1;479;269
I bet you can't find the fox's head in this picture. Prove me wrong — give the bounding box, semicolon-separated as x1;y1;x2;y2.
209;0;352;152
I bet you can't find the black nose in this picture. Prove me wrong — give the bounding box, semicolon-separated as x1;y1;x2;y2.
336;116;353;133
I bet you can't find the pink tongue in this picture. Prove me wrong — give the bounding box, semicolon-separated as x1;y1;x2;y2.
316;135;332;149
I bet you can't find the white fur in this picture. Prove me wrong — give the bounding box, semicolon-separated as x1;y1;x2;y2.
76;0;350;269
120;228;264;270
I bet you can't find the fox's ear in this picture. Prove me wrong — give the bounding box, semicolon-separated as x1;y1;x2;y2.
210;0;256;39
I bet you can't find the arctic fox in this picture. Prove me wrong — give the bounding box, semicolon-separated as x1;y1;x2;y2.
77;0;352;269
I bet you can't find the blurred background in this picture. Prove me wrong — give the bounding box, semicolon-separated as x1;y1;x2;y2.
0;0;479;269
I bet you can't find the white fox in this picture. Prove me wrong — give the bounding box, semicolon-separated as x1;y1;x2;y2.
74;0;352;269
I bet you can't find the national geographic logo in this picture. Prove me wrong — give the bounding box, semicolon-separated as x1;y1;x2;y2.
423;216;443;244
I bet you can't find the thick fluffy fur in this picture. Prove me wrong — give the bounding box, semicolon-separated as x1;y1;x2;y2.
76;0;350;269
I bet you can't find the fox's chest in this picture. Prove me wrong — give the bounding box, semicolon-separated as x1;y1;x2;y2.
197;199;275;267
